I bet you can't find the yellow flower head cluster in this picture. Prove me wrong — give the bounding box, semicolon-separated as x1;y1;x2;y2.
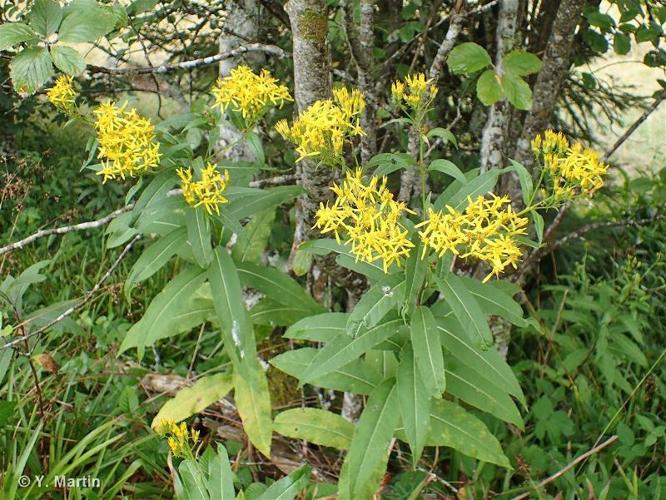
314;169;414;271
212;65;292;127
276;88;366;164
391;72;438;112
532;130;608;200
47;75;77;114
93;101;160;182
418;194;528;282
177;163;230;215
156;419;200;458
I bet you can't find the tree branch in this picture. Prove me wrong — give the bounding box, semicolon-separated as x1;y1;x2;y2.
513;435;619;500
2;235;141;352
0;206;133;257
87;44;288;75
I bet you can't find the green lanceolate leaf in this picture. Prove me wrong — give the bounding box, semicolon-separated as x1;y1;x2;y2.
444;355;523;428
436;273;493;348
435;168;503;211
10;47;53;94
347;276;405;337
273;409;354;450
284;312;348;341
397;344;431;463
151;373;234;428
299;239;388;281
236;261;324;316
208;445;235;500
456;275;527;327
338;379;399;500
133;171;178;217
186;207;213;268
124;228;187;298
208;247;255;362
226;185;302;220
178;460;208;500
426;399;511;468
232;209;275;264
447;42;492;74
0;23;39;51
303;318;403;382
256;465;311;500
437;315;525;404
119;266;207;354
410;306;446;396
233;358;272;457
271;348;382;395
427;127;458;147
428;159;467;185
402;240;428;317
250;299;313;327
476;69;504;106
508;159;533;206
366;152;415;177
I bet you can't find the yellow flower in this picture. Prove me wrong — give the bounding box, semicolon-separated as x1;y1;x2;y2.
212;65;292;128
156;419;198;458
314;169;414;271
276;87;366;164
93;101;160;182
532;130;608;200
417;194;528;282
391;72;438;113
177;163;230;215
47;75;77;114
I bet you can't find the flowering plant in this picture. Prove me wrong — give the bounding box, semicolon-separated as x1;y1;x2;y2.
43;66;606;499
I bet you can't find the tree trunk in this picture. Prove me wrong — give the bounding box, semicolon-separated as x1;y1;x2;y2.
479;0;519;173
285;0;334;276
342;0;377;162
511;0;586;169
217;0;261;161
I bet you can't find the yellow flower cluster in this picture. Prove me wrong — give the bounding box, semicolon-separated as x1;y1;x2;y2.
47;75;77;114
212;65;292;127
177;163;230;215
391;73;438;112
93;102;160;182
156;419;200;458
417;194;528;282
532;130;608;200
314;169;414;272
276;88;366;163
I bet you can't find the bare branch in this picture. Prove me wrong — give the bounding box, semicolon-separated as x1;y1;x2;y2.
88;44;288;75
513;435;619;500
603;93;665;163
0;206;133;257
428;0;467;82
2;235;141;352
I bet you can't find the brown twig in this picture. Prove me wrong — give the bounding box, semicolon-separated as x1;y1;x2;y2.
513;435;619;499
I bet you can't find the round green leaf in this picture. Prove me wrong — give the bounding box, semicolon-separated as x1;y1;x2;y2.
447;42;492;75
501;73;532;111
476;69;504;106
